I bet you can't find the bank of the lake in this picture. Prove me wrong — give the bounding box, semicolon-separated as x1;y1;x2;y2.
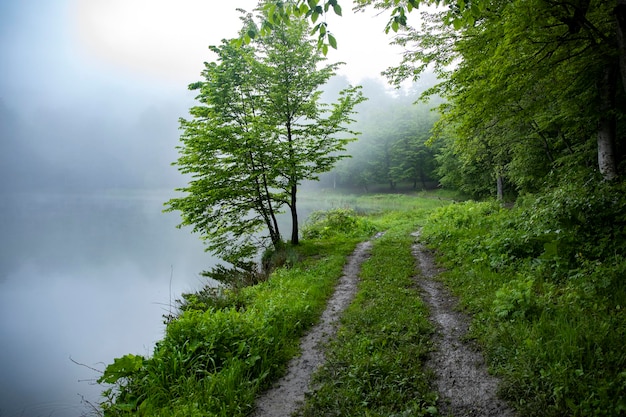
98;188;625;417
95;193;450;416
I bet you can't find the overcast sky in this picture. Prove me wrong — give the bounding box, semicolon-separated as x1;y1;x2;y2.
0;1;407;193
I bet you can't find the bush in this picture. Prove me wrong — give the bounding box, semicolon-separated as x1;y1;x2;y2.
301;208;377;240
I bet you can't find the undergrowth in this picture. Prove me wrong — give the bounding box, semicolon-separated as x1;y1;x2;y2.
420;179;626;417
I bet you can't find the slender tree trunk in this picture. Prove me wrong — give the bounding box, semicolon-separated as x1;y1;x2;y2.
261;169;282;247
598;65;618;181
290;184;299;245
496;174;504;201
286;120;299;245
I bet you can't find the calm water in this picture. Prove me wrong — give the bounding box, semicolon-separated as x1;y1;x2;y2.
0;190;218;416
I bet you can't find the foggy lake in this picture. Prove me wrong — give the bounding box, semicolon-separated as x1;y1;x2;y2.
0;188;336;416
0;189;219;416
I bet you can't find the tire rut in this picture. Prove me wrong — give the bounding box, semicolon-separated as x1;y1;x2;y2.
411;231;517;417
252;236;379;417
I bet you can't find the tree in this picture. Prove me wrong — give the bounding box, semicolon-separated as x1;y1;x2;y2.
251;12;365;244
166;6;364;270
386;1;625;188
259;0;626;190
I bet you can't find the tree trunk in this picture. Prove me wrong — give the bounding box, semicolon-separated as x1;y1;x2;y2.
496;174;504;201
290;184;299;245
614;1;626;94
598;65;618;181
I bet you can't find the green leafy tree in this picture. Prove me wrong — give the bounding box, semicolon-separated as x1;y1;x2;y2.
385;1;625;189
252;12;365;244
260;0;626;190
166;5;364;269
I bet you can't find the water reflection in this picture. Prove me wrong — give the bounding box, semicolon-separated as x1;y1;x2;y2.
0;190;215;416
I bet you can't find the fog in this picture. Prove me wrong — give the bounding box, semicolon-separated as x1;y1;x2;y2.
0;1;411;415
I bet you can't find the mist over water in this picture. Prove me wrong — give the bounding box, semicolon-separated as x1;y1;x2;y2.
0;4;383;414
0;190;216;416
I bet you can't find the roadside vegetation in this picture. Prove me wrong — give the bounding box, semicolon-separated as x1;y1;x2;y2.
420;178;626;417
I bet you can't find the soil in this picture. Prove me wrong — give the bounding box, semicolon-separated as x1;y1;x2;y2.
252;236;380;417
411;231;517;417
252;231;517;417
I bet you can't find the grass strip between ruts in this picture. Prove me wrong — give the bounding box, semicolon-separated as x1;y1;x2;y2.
301;211;439;417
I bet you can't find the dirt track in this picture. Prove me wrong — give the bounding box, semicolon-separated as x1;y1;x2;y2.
252;238;376;417
412;231;517;417
252;232;516;417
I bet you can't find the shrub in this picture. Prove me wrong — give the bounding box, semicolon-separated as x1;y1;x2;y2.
301;208;377;240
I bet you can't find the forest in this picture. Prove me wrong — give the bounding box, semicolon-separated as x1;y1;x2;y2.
96;1;626;416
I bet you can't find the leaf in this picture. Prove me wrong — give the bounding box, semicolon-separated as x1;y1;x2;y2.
322;43;329;56
98;354;145;384
328;33;337;49
333;3;342;16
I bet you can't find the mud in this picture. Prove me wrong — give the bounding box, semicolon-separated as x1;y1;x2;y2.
252;236;379;417
411;231;517;417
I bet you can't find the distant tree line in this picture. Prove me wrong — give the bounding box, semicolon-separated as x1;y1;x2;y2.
320;78;442;192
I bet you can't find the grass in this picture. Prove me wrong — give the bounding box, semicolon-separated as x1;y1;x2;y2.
300;209;439;417
298;189;459;215
98;194;448;416
100;188;626;416
420;199;626;417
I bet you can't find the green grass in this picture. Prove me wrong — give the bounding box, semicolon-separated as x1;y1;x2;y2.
98;194;447;416
300;209;439;417
99;236;364;417
298;189;459;215
421;198;626;417
100;188;626;416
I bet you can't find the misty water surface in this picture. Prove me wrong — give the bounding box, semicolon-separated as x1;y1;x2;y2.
0;190;218;416
0;188;338;416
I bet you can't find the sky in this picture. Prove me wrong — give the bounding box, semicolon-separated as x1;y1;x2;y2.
0;1;410;194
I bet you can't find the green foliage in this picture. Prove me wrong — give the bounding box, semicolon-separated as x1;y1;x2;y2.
166;7;364;265
301;210;438;416
421;181;626;416
99;228;367;416
301;208;377;239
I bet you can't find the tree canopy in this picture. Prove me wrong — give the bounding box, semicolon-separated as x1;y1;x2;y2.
260;0;625;198
166;6;364;272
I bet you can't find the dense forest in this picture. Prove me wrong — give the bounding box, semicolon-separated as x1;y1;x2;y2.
97;1;626;416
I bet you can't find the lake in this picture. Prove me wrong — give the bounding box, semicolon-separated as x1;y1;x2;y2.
0;190;220;416
0;188;343;416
